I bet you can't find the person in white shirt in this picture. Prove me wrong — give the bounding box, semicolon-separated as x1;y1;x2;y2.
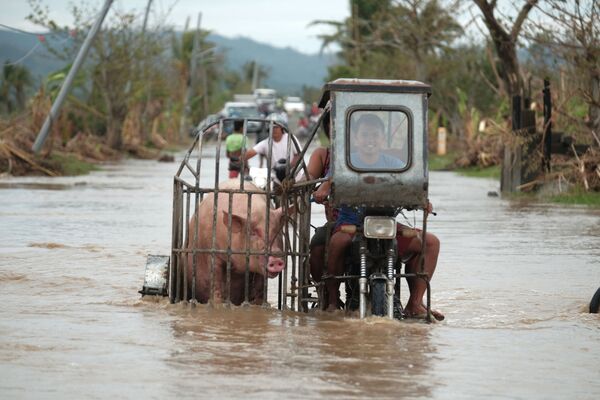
243;118;301;173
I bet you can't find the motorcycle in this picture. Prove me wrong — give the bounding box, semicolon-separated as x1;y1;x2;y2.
303;78;435;320
143;79;437;321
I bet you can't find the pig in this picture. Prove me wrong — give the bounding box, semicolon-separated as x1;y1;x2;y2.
186;179;288;305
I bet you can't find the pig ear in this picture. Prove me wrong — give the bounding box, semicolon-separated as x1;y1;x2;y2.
222;211;246;233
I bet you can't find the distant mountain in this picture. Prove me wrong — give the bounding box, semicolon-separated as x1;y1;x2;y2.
0;29;334;94
0;29;65;81
207;34;335;93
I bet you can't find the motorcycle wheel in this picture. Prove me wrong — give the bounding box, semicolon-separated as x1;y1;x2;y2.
371;280;387;317
590;287;600;313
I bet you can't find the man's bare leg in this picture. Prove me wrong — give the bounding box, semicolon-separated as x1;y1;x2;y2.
325;232;352;311
404;232;444;320
310;245;325;283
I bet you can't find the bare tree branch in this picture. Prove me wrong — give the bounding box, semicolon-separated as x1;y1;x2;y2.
511;0;538;40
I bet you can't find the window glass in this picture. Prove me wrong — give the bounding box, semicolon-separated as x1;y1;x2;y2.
348;110;410;170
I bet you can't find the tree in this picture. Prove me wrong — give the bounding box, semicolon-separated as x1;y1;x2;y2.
312;0;391;79
0;62;32;113
473;0;538;98
528;0;600;134
172;28;225;126
370;0;463;81
241;61;269;90
27;0;174;149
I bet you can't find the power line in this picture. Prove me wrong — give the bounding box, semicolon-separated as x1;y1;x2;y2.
0;23;41;36
3;42;42;66
1;23;75;66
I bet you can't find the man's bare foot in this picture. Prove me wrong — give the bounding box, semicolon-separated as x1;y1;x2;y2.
404;303;445;321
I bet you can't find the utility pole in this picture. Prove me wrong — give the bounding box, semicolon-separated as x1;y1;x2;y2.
32;0;114;153
141;0;153;142
179;14;201;141
251;60;259;91
198;24;209;117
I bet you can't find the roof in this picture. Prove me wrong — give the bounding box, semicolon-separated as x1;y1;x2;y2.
224;101;258;108
318;78;432;108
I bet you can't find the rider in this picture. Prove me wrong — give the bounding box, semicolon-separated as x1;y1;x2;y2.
243;114;301;174
320;113;444;320
225;119;247;178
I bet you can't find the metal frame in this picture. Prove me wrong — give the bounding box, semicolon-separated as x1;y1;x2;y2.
170;117;323;310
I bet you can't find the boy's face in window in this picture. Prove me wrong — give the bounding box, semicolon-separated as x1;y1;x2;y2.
354;122;385;157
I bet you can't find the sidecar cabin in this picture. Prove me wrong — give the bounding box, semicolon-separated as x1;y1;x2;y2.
318;79;431;209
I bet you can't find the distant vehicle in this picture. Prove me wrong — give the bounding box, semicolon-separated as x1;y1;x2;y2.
253;88;277;113
193;114;221;138
233;93;256;103
219;101;264;133
283;96;306;114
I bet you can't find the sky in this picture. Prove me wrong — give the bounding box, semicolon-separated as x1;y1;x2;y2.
0;0;351;54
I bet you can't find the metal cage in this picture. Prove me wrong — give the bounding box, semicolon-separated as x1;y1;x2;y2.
169;117;323;311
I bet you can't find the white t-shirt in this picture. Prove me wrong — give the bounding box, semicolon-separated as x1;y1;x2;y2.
252;133;305;180
253;133;299;163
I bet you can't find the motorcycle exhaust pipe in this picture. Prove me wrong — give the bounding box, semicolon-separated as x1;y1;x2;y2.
387;248;395;319
359;277;368;319
387;280;394;319
359;240;367;319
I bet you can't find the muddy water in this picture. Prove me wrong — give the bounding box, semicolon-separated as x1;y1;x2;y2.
1;150;600;399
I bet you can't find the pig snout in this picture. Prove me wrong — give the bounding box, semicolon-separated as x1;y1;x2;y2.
267;256;285;278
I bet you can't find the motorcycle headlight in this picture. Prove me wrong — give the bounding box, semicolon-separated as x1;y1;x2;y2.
363;216;396;239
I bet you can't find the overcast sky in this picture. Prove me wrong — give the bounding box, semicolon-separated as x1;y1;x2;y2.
1;0;351;54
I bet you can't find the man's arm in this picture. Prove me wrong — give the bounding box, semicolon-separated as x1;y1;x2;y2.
243;148;258;161
313;179;331;203
306;147;326;180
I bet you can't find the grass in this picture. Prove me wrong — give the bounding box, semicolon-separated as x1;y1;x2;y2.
428;152;456;171
429;151;599;207
549;188;600;207
502;185;600;207
429;152;501;179
49;153;99;176
455;165;501;179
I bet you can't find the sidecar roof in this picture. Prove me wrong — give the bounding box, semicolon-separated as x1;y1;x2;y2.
318;79;432;108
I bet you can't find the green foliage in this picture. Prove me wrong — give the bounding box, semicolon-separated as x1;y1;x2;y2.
313;0;501;141
1;62;32;113
549;187;600;207
456;165;501;179
49;153;98;175
429;152;456;171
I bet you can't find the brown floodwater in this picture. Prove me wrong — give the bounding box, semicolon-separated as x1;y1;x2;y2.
1;149;600;399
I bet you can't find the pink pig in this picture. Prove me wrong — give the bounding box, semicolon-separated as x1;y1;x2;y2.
186;180;288;304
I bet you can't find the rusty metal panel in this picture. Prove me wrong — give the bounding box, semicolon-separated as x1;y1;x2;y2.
318;78;431;107
330;90;429;209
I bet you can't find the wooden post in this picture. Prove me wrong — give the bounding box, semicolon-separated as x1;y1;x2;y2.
501;95;542;193
501;96;522;192
543;79;552;172
436;127;447;156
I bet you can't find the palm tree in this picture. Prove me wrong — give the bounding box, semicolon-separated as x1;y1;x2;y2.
1;62;32;113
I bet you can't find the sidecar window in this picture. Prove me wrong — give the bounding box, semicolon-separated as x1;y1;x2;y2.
347;109;411;171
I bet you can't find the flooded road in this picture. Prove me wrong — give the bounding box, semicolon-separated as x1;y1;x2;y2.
1;149;600;399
